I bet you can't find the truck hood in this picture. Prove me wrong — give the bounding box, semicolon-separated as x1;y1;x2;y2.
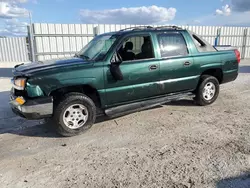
13;57;88;76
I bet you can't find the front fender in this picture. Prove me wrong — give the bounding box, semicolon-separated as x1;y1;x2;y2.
28;76;97;96
26;82;45;97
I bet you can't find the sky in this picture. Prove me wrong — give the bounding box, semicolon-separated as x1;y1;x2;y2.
0;0;250;36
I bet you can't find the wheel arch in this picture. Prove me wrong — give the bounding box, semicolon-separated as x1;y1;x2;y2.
200;68;223;84
49;84;102;108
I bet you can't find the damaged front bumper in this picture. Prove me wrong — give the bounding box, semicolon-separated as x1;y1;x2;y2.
10;92;53;120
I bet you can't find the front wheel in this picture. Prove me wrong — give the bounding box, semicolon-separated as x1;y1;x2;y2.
52;92;96;137
194;75;220;106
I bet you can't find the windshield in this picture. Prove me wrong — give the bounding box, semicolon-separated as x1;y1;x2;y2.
77;34;119;61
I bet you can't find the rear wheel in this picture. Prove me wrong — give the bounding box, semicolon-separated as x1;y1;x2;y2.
52;92;96;136
194;75;220;106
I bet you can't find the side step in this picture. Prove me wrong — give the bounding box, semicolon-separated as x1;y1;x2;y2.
105;92;195;118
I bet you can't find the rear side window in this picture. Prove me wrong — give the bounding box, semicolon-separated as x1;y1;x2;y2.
191;34;216;52
157;32;188;58
192;35;206;47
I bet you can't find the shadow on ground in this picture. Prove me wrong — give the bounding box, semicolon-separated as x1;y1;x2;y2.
0;122;61;138
0;90;113;138
0;91;59;138
167;99;196;106
239;66;250;73
217;173;250;188
0;68;13;78
0;89;197;138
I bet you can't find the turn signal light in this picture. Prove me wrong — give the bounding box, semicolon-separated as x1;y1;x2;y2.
15;97;25;105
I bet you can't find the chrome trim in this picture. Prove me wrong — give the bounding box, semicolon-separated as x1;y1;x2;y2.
158;75;200;84
10;96;53;116
20;103;53;115
9;99;21;107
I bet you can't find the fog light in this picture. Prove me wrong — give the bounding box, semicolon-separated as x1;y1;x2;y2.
15;97;25;105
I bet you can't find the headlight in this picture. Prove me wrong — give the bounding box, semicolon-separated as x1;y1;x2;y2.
13;78;26;90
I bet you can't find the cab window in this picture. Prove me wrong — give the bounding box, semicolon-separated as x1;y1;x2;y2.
157;32;188;58
118;35;155;61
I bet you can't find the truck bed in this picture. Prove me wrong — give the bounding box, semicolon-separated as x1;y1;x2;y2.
214;45;238;51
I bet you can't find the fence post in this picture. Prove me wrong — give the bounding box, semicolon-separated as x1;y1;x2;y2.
93;26;99;36
27;25;35;62
242;28;248;59
215;28;221;46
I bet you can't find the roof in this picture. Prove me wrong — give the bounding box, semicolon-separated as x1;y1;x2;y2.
121;25;183;31
118;25;185;33
100;25;186;36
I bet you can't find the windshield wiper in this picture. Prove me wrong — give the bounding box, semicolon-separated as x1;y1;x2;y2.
74;53;90;60
79;54;90;60
74;53;80;58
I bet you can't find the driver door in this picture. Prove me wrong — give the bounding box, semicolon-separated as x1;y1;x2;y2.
104;33;161;107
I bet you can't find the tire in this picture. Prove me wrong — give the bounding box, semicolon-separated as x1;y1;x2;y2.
52;92;96;137
194;75;220;106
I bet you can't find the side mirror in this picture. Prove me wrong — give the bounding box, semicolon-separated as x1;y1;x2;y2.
111;51;122;64
110;52;123;81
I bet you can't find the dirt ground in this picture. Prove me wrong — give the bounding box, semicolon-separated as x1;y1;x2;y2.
0;61;250;188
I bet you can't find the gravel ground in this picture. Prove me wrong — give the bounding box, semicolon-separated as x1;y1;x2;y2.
0;61;250;188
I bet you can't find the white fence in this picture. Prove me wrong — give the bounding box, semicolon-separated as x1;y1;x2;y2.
31;23;250;61
1;24;250;63
0;37;29;62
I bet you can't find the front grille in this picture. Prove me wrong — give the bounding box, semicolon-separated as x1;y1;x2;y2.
14;89;28;98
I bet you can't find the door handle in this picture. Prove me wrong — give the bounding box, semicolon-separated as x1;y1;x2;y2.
183;61;191;66
149;65;158;70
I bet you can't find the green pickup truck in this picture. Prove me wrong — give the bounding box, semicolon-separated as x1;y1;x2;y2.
10;26;240;136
